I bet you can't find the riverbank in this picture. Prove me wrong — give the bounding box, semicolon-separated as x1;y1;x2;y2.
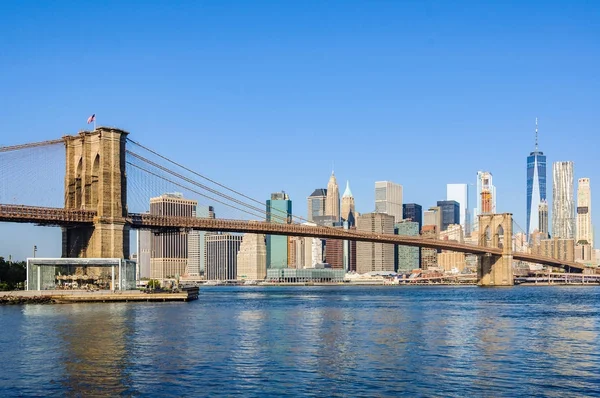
0;288;199;304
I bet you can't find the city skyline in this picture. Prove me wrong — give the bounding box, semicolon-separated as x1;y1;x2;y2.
1;1;599;261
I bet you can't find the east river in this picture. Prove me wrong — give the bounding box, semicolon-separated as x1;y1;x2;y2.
1;286;600;397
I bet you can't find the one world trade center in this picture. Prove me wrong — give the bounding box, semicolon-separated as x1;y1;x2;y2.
527;118;547;240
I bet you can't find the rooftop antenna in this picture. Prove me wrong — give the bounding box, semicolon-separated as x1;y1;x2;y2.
535;117;539;151
332;160;335;175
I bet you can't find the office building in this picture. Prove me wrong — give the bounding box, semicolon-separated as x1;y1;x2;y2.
577;178;593;246
527;119;547;238
395;221;420;273
187;205;213;277
356;213;395;273
402;203;422;230
446;184;471;236
552;161;575;239
136;229;151;279
424;206;441;233
421;225;438;269
325;238;344;269
205;233;242;280
307;188;327;222
375;181;403;222
236;233;267;281
341;181;356;224
538;200;549;238
149;193;197;279
326;172;340;221
266;191;292;269
437;200;460;232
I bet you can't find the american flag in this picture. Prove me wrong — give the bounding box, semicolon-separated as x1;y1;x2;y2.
87;114;95;124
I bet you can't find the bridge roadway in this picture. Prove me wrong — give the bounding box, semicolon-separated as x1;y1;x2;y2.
0;204;585;270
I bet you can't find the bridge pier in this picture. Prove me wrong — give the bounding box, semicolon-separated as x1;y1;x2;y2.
62;128;129;259
477;213;513;287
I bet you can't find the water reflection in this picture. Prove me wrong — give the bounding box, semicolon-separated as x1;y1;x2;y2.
3;287;600;396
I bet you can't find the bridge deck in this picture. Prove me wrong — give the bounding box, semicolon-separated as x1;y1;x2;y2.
0;204;585;270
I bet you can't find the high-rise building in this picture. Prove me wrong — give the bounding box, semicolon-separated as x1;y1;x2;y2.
527;119;547;239
341;181;356;224
356;212;395;273
375;181;403;222
395;221;420;273
437;200;460;232
474;171;496;227
421;225;438;269
552;161;575;239
266;192;292;269
307;188;327;222
577;178;593;246
136;229;151;279
187;205;213;277
402;203;422;230
423;206;441;233
325;237;344;269
447;184;471;235
236;233;267;281
325;172;340;221
538;200;549;238
205;233;242;280
149;193;197;280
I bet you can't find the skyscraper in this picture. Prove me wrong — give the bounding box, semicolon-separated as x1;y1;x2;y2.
187;205;213;277
538;200;549;238
577;178;593;246
527;118;547;239
236;233;267;281
437;200;460;232
341;181;356;224
307;188;327;222
446;184;470;235
552;161;575;239
402;203;422;230
266;191;292;269
356;212;395;273
474;171;496;226
149;193;197;280
205;233;242;280
325;172;340;221
375;181;403;222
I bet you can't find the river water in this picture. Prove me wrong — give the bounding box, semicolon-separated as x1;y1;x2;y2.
1;286;600;397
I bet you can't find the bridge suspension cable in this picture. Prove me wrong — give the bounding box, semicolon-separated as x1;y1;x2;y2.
0;138;63;153
127;138;314;225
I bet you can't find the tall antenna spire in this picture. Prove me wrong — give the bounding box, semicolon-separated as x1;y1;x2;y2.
535;117;538;151
332;160;335;175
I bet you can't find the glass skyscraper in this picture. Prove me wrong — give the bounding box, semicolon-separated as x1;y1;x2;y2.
526;120;547;239
266;192;292;269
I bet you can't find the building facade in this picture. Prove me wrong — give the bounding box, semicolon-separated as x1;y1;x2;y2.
149;193;197;279
205;233;243;280
437;200;460;232
402;203;422;230
538;200;549;238
552;161;575;239
307;188;327;222
375;181;403;222
236;233;267;280
474;171;496;228
446;184;471;236
527;119;547;239
326;172;340;221
577;178;593;246
187;205;213;277
356;213;395;273
395;221;420;273
421;225;438;268
266;192;292;269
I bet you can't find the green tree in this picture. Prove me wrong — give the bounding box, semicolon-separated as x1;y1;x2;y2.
0;257;27;291
147;279;161;289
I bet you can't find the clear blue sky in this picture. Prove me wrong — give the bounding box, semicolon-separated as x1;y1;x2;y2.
1;1;598;260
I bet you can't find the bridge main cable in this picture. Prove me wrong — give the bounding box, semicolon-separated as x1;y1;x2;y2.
0;138;64;153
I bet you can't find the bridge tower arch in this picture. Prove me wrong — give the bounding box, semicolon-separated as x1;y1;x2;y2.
477;213;513;286
62;128;130;258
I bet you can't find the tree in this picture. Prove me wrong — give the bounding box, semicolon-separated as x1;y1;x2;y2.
147;279;161;289
0;257;27;291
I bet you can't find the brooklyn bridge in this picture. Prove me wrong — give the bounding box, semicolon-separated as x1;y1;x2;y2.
0;127;586;286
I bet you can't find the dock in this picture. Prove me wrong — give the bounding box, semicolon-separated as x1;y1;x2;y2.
0;287;199;304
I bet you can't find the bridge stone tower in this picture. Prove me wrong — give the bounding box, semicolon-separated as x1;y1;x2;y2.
62;128;130;259
477;213;513;286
